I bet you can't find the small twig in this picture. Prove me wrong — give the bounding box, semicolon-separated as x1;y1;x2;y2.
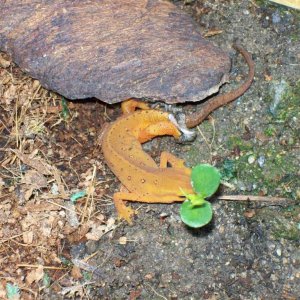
83;250;99;262
0;232;28;244
221;180;236;190
217;195;290;202
145;283;168;300
197;126;210;147
70;135;83;147
17;264;67;270
81;165;97;223
46;200;81;216
196;117;215;163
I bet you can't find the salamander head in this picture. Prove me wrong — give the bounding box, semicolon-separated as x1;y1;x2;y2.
168;113;197;143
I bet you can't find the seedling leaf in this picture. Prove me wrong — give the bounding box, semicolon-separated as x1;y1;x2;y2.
191;164;221;197
180;199;213;228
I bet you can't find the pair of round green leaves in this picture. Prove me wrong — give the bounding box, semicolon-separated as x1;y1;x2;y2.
180;164;221;228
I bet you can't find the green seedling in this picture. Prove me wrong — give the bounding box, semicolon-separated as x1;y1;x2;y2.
180;164;221;228
70;190;87;203
6;283;20;300
60;97;70;120
43;272;51;288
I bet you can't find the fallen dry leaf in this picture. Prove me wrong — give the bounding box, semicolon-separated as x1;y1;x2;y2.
40;215;56;237
264;73;273;81
23;199;64;212
66;224;90;243
0;282;6;298
11;149;52;175
129;289;142;300
119;236;127;245
244;209;256;218
86;218;116;241
24;188;34;201
65;201;79;228
255;131;270;143
60;282;92;297
0;177;5;190
26;265;44;285
23;231;34;244
71;265;83;280
10;149;68;198
0;54;11;68
3;84;16;104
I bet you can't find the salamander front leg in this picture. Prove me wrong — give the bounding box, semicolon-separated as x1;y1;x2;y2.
113;185;137;224
121;99;150;114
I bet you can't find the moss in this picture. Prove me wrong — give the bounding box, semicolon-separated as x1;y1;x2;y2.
254;0;271;7
264;125;277;137
291;32;299;42
221;137;299;199
220;159;237;181
277;81;300;120
199;81;299;200
256;206;300;241
266;80;300;146
236;145;298;198
226;136;253;151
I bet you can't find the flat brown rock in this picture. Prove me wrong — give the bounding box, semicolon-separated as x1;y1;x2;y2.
0;0;231;104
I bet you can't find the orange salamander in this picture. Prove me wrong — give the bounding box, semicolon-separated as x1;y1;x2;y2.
101;99;195;223
102;45;254;223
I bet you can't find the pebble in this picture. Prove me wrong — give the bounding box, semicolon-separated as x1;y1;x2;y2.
70;243;87;259
272;11;281;24
51;183;59;195
276;248;282;257
237;180;246;191
268;242;276;250
270;80;287;115
248;155;256;164
257;155;265;168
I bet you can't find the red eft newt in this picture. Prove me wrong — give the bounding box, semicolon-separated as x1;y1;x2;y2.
101;99;194;223
102;45;254;223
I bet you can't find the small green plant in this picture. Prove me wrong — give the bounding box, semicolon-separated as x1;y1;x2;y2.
43;272;51;288
60;97;70;120
180;164;221;228
70;190;87;203
6;283;20;300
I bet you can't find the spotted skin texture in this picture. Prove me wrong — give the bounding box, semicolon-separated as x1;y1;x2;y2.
101;100;194;223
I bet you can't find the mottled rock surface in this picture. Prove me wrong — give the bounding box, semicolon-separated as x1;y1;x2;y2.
0;0;230;103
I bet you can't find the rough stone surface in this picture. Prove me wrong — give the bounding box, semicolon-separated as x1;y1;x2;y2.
0;0;230;104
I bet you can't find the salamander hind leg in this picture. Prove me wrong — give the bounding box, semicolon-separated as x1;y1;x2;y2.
121;99;150;114
159;151;190;173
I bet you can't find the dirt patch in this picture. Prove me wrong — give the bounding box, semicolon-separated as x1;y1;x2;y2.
0;0;299;299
